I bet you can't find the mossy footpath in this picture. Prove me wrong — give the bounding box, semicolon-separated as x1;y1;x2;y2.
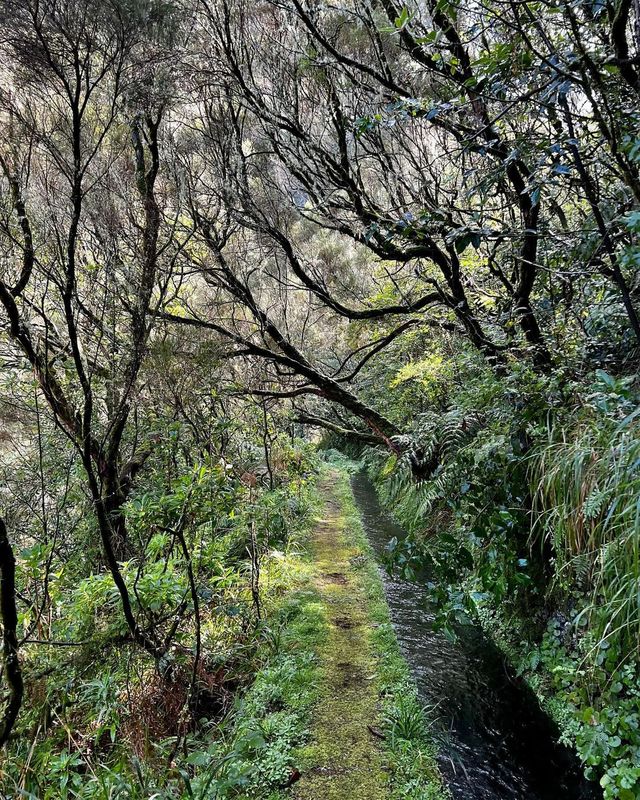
230;466;447;800
292;472;388;800
291;469;448;800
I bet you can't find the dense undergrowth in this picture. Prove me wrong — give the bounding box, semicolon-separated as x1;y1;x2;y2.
325;344;640;799
0;435;322;798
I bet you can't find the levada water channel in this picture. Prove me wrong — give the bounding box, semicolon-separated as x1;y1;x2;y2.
351;471;599;800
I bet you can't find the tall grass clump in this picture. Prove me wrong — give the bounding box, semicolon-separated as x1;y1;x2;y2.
532;413;640;662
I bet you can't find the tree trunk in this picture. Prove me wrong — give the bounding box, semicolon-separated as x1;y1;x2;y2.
0;517;23;746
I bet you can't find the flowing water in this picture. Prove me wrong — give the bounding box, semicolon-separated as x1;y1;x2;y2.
351;471;599;800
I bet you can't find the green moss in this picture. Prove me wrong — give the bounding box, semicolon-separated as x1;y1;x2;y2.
293;473;388;800
228;536;329;797
230;466;448;800
292;469;448;800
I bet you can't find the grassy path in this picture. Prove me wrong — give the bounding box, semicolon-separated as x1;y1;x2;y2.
233;466;446;800
290;469;447;800
292;472;388;800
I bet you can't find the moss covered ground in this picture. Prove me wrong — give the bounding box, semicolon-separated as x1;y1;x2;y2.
232;466;447;799
290;469;447;800
292;472;389;800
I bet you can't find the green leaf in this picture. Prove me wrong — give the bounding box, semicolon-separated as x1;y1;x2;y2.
394;6;412;28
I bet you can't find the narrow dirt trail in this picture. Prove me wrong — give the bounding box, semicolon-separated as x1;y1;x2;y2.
293;472;388;800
